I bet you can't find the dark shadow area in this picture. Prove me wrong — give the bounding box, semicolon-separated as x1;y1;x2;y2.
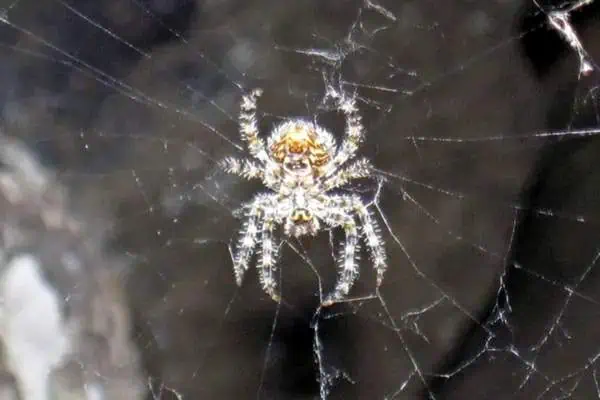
430;2;600;398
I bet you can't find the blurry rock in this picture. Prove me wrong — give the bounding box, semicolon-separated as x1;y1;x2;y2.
0;133;144;400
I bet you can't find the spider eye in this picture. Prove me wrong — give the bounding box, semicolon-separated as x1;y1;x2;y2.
283;158;310;173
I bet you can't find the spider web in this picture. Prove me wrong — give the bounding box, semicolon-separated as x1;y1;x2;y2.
1;0;600;398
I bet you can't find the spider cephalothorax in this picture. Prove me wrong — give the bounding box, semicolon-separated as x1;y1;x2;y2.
221;88;387;305
269;121;332;171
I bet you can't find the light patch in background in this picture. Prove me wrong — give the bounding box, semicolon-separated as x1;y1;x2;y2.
0;254;69;400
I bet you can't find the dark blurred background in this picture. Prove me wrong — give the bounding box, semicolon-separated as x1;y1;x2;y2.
1;0;600;398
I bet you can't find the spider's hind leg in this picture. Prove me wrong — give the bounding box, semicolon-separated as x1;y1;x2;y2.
257;215;282;302
323;214;360;306
232;199;263;286
323;89;365;176
352;197;387;286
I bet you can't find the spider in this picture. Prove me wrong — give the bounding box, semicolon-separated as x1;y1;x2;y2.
221;88;387;305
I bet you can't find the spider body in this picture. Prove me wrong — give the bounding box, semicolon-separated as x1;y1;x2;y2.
222;88;387;304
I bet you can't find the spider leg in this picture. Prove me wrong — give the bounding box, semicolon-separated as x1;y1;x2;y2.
323;211;360;305
232;197;265;286
321;90;365;178
319;157;372;192
239;88;270;163
257;213;281;302
220;156;264;180
351;196;387;286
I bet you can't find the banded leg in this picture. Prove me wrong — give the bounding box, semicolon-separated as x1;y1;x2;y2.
220;156;264;180
319;157;372;192
351;197;387;286
324;213;360;305
232;197;265;285
322;90;365;177
258;215;281;302
239;88;269;163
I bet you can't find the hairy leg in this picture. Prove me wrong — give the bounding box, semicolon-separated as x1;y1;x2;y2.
257;214;281;302
318;157;372;192
324;212;360;306
321;90;365;177
220;156;264;180
351;196;387;286
239;89;269;163
232;196;268;285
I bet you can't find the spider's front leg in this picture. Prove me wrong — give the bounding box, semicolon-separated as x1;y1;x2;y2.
239;88;269;163
322;90;365;177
